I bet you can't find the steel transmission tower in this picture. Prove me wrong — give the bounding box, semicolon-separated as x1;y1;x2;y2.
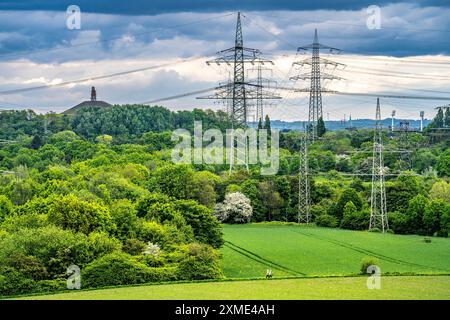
369;98;389;233
198;12;278;126
247;65;278;123
198;12;280;173
291;29;344;140
298;127;311;224
398;120;412;171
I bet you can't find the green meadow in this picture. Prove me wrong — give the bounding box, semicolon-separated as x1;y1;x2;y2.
221;224;450;278
12;223;450;300
18;276;450;300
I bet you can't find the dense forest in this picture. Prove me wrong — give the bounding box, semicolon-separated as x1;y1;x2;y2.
0;105;449;296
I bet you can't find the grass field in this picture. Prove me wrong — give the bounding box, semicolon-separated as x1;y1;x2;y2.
17;276;450;300
221;224;450;278
11;223;450;300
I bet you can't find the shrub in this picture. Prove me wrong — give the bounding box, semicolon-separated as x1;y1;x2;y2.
48;194;115;235
0;226;86;277
0;195;13;223
173;200;224;248
135;193;171;218
388;212;409;234
0;267;35;296
177;243;223;280
368;227;381;233
4;253;48;280
123;239;147;255
310;204;327;221
82;252;179;288
315;214;338;228
34;279;67;293
137;221;169;245
360;257;379;274
0;226;119;279
1;213;49;232
110;199;140;240
329;188;364;221
340;205;370;231
78;232;122;263
81;253;150;288
144;266;178;282
138;253;165;267
423;237;432;243
423;200;450;236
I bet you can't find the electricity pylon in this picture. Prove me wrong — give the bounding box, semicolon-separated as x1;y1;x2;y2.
291;29;344;140
198;12;278;126
198;12;280;173
298;127;311;224
247;65;278;123
369;98;389;233
398;120;412;171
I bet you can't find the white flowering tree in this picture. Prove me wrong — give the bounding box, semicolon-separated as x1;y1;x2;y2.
214;192;253;224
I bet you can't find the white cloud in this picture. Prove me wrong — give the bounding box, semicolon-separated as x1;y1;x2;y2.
0;4;449;120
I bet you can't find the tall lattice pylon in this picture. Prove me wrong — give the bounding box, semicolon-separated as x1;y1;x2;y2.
291;29;344;140
370;98;389;233
298;127;311;224
198;12;280;173
398;120;411;171
198;12;277;126
247;65;278;123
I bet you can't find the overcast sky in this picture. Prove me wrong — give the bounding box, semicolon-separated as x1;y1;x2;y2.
0;0;449;120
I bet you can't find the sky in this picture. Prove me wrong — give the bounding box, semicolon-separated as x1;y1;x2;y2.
0;1;449;120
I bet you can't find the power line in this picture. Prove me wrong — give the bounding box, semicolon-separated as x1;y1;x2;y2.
246;11;450;35
0;55;210;96
0;13;236;60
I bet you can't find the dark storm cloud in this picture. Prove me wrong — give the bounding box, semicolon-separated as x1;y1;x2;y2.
0;2;449;63
1;0;449;15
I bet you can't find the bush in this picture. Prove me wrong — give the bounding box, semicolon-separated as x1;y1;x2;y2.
0;195;13;223
0;213;49;232
4;253;48;280
81;252;149;288
0;226;120;279
0;267;35;296
137;221;170;245
135;193;171;218
388;212;409;234
177;243;223;280
77;232;122;264
310;204;327;221
368;227;381;233
0;226;86;277
138;254;165;267
123;239;147;255
423;237;432;243
34;279;67;293
360;257;379;274
48;194;115;235
82;252;179;288
329;188;364;221
144;266;178;282
315;214;338;228
110;199;140;240
340;206;370;231
173;200;224;248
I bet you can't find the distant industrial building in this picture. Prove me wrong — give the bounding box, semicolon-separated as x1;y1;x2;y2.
63;87;112;114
